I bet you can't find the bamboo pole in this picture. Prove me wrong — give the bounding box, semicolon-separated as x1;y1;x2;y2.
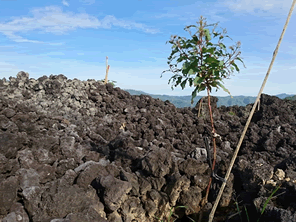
104;56;110;84
208;1;296;221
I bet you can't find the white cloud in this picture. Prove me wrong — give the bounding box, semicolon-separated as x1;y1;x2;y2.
98;15;159;33
3;31;46;44
41;51;65;56
62;0;70;7
0;61;19;76
150;0;291;25
153;13;180;19
146;1;231;27
80;0;95;5
0;6;159;44
0;45;17;48
223;0;292;13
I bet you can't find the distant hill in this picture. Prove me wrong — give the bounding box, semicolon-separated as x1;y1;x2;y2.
124;89;295;108
276;93;295;99
284;95;296;101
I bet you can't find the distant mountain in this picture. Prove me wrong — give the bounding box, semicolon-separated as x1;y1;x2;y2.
123;89;295;108
284;95;296;101
124;89;150;96
275;93;295;99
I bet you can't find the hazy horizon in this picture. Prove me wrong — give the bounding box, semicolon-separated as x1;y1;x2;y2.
122;88;295;97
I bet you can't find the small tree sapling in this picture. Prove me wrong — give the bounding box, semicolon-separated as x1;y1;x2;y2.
161;15;246;216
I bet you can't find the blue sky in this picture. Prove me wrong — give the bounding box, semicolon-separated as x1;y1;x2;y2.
0;0;295;97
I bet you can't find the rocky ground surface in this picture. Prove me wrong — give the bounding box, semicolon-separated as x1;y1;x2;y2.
1;71;296;222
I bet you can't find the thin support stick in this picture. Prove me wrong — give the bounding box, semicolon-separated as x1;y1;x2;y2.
208;1;296;221
198;97;204;118
104;56;110;84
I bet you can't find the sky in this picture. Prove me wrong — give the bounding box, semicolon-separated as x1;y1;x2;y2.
0;0;295;97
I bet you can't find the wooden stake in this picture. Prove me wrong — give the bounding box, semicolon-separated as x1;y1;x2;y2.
208;1;296;221
104;56;110;84
198;97;203;118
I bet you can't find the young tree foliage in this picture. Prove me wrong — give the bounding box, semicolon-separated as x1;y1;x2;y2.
161;16;245;104
161;15;246;213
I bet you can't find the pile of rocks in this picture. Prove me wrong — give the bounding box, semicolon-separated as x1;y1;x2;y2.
0;71;296;222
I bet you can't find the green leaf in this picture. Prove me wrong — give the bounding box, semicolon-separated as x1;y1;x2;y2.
189;48;199;56
188;69;196;75
211;81;217;87
219;43;226;50
182;62;190;70
183;59;199;75
192;35;199;42
177;56;184;63
213;76;222;81
204;29;211;42
204;56;217;64
188;78;193;86
217;82;233;98
236;57;244;63
232;62;240;72
215;49;223;57
198;84;206;92
172;47;179;54
236;57;246;68
188;43;195;48
181;79;187;89
176;76;182;85
191;87;198;104
208;47;215;54
213;32;220;37
193;76;204;86
185;25;197;29
201;47;207;53
259;184;281;219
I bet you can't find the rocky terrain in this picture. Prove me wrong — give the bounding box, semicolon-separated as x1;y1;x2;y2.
0;71;296;222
